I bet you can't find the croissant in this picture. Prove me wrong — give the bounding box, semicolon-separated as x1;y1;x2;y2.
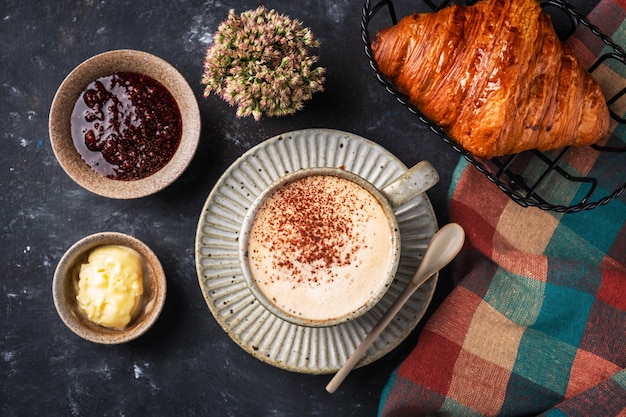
371;0;610;159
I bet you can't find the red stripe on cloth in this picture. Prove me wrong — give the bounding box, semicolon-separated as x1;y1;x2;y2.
590;0;626;34
566;37;604;69
580;294;626;364
396;329;462;396
449;198;498;259
597;268;626;310
572;0;626;64
604;221;626;273
562;144;602;177
379;375;447;416
450;163;510;264
448;349;512;415
396;287;485;394
450;166;511;230
566;349;622;398
424;286;484;344
493;250;549;282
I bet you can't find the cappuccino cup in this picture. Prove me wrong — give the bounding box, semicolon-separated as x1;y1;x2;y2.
239;161;438;327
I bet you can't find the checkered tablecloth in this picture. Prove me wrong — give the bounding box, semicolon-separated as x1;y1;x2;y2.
378;0;626;415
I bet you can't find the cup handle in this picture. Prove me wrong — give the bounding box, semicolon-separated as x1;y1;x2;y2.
380;160;439;208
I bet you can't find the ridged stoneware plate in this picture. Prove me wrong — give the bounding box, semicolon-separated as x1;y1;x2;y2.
195;128;438;374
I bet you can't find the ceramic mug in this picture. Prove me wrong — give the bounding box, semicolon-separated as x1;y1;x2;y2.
238;161;439;327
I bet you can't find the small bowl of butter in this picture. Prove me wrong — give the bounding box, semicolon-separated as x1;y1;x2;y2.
53;232;166;344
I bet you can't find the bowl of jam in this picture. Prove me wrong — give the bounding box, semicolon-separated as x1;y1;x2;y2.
52;232;167;344
49;49;201;198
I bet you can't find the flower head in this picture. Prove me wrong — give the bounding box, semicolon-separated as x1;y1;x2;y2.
202;6;326;121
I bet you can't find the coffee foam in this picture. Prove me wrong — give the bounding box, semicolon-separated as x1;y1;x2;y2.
247;174;396;323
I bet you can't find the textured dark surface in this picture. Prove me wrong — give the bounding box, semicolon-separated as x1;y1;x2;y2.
1;0;597;415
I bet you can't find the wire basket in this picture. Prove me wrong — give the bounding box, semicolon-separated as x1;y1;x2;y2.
361;0;626;213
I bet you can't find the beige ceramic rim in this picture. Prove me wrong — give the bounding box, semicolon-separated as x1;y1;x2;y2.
48;49;201;199
52;232;167;344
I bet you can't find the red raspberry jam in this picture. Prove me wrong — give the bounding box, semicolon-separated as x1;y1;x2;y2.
71;71;182;181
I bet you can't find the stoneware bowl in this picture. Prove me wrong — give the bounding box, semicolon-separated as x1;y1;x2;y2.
52;232;166;344
49;49;201;199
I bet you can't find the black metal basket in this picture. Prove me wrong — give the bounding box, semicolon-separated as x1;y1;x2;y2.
361;0;626;213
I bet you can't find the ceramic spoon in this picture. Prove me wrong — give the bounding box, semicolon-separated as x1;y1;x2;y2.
325;222;465;394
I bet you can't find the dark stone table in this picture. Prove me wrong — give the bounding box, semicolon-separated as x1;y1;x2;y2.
1;0;598;415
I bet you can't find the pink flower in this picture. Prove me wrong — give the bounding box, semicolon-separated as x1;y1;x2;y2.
202;6;326;121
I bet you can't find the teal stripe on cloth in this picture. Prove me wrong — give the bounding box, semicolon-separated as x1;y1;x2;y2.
512;328;577;395
614;369;626;389
541;409;568;417
483;270;545;325
545;259;602;294
555;197;626;256
441;398;487;417
378;368;397;416
447;157;468;202
500;372;564;415
534;282;594;345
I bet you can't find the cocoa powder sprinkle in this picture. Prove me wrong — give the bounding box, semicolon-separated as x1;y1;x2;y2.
249;175;375;288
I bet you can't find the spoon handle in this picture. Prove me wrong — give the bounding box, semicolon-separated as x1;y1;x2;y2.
325;280;423;394
325;223;465;394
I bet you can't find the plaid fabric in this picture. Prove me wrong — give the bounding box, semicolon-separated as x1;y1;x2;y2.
378;0;626;415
